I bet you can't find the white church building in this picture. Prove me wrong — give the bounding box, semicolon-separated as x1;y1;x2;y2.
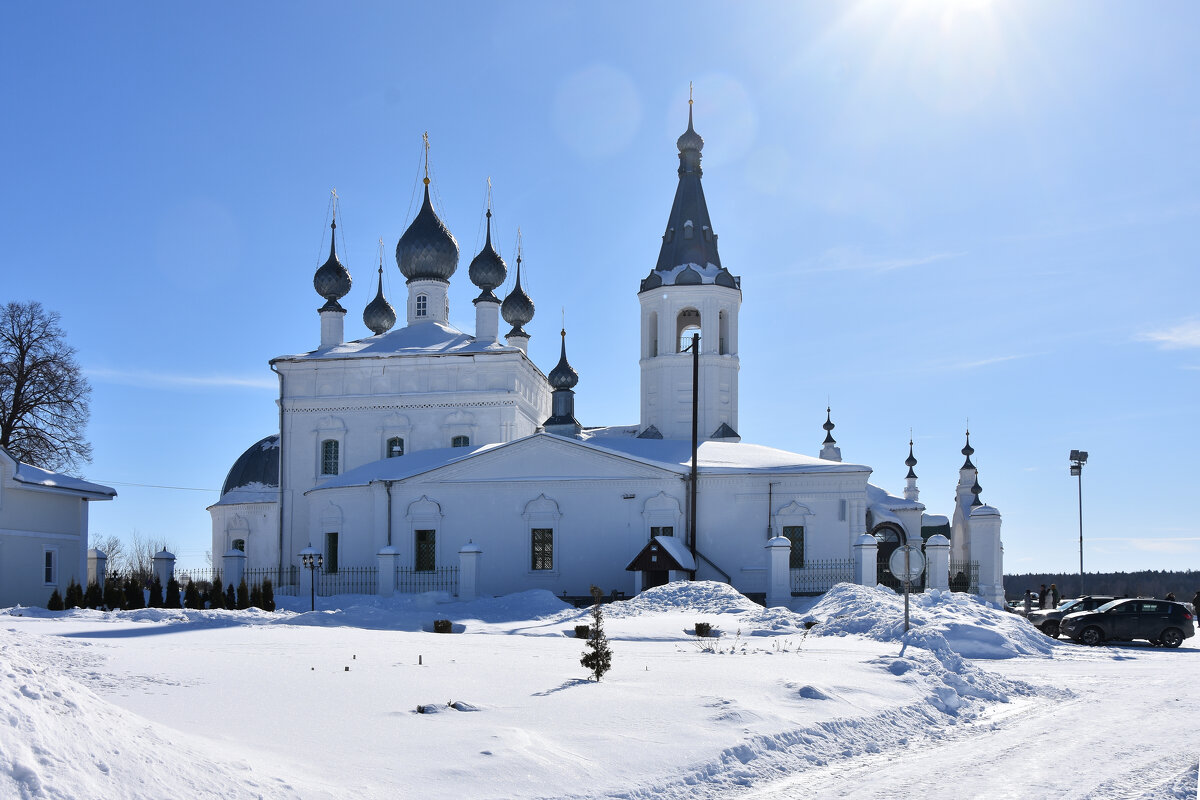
209;104;1005;607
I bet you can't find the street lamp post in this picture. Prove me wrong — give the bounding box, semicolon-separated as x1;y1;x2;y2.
301;544;323;611
1069;450;1088;597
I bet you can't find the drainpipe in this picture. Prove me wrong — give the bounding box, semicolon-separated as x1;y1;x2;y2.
384;480;394;547
270;363;285;575
688;332;699;574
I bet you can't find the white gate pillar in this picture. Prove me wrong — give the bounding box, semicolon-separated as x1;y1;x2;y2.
853;534;878;587
969;505;1005;606
458;541;481;601
924;534;951;592
223;549;246;590
765;536;792;608
87;548;107;587
377;546;399;596
153;549;175;588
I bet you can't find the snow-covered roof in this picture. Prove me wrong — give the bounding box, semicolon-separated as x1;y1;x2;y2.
652;535;696;571
866;483;924;511
308;432;868;494
208;482;278;508
272;321;519;363
7;456;116;500
922;513;950;527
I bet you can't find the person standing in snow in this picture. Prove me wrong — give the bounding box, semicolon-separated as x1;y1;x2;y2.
1049;583;1060;608
1164;592;1175;601
1038;584;1048;609
1023;590;1033;615
1192;589;1200;613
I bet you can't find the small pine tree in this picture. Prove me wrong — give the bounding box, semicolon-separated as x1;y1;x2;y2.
64;578;84;609
47;588;64;610
165;577;181;608
236;579;249;610
183;581;202;610
125;577;145;610
148;576;164;608
104;575;124;611
580;585;613;682
209;578;225;610
249;583;263;609
261;579;275;612
225;582;236;609
84;581;104;609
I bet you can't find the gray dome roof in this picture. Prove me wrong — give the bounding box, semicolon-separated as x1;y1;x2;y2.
221;435;279;496
676;103;704;153
397;182;459;284
501;256;534;334
548;330;578;389
363;266;396;335
469;209;507;297
314;220;352;303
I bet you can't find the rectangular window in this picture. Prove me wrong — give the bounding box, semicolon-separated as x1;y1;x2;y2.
838;500;848;522
232;538;246;552
451;435;470;448
783;525;805;569
321;439;339;476
415;529;436;572
416;294;427;317
531;528;553;571
44;549;56;585
387;437;404;458
324;532;339;573
650;526;674;538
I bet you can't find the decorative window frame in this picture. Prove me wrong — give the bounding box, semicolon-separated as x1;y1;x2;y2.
442;410;477;448
522;494;561;576
313;416;347;480
226;514;250;554
642;492;682;540
379;413;413;460
774;501;812;569
406;496;443;570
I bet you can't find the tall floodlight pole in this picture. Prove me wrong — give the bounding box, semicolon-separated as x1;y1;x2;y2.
1069;450;1088;597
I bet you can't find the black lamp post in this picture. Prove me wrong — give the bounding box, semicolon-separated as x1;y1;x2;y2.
301;544;323;611
1069;450;1087;596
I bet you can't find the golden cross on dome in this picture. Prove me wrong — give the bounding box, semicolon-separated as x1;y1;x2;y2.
422;132;430;185
689;81;693;106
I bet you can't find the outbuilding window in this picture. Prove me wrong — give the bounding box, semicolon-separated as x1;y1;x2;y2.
531;528;554;571
43;548;57;585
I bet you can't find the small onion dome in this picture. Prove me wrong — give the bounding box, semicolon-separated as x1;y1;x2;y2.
548;329;578;390
961;429;976;469
676;102;704;153
396;180;459;284
469;208;507;301
970;473;983;507
314;218;352;304
363;265;396;335
822;407;836;445
501;254;535;335
905;439;918;479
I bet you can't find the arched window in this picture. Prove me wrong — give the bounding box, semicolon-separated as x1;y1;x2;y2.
451;435;470;448
320;439;339;475
718;310;729;355
676;308;701;352
416;294;428;318
232;538;246;552
387;437;405;458
648;311;659;358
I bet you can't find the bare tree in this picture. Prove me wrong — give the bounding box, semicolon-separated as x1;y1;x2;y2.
0;301;92;472
89;533;127;574
125;530;178;583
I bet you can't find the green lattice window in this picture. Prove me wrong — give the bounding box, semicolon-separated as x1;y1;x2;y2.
415;530;436;572
783;525;805;569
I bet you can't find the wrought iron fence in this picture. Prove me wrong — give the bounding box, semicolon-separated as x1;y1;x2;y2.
396;565;459;595
314;566;377;597
177;566;299;596
948;560;979;594
790;559;855;595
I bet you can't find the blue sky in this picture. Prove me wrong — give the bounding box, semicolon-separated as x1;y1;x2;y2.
3;1;1197;574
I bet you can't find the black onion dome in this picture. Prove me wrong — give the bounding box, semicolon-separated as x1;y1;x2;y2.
548;329;578;389
221;435;280;496
363;266;396;335
905;439;918;479
314;219;352;304
501;255;534;334
970;474;983;507
397;181;459;283
676;102;705;153
469;208;507;300
822;407;836;445
961;429;976;469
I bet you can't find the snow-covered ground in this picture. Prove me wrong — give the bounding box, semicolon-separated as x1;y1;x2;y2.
2;583;1196;799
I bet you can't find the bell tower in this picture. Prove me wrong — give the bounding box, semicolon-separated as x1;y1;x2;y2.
637;94;741;441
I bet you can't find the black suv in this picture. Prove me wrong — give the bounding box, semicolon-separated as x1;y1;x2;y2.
1059;599;1196;648
1027;595;1118;638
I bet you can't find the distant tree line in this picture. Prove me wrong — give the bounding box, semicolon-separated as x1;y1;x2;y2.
1005;570;1199;601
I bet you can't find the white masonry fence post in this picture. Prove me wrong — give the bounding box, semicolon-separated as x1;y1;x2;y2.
765;536;792;608
924;534;951;592
153;549;175;589
377;546;399;596
458;541;482;601
223;548;246;591
853;533;878;587
87;548;107;588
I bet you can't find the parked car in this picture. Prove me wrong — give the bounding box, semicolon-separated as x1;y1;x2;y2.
1059;599;1196;648
1027;595;1118;638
